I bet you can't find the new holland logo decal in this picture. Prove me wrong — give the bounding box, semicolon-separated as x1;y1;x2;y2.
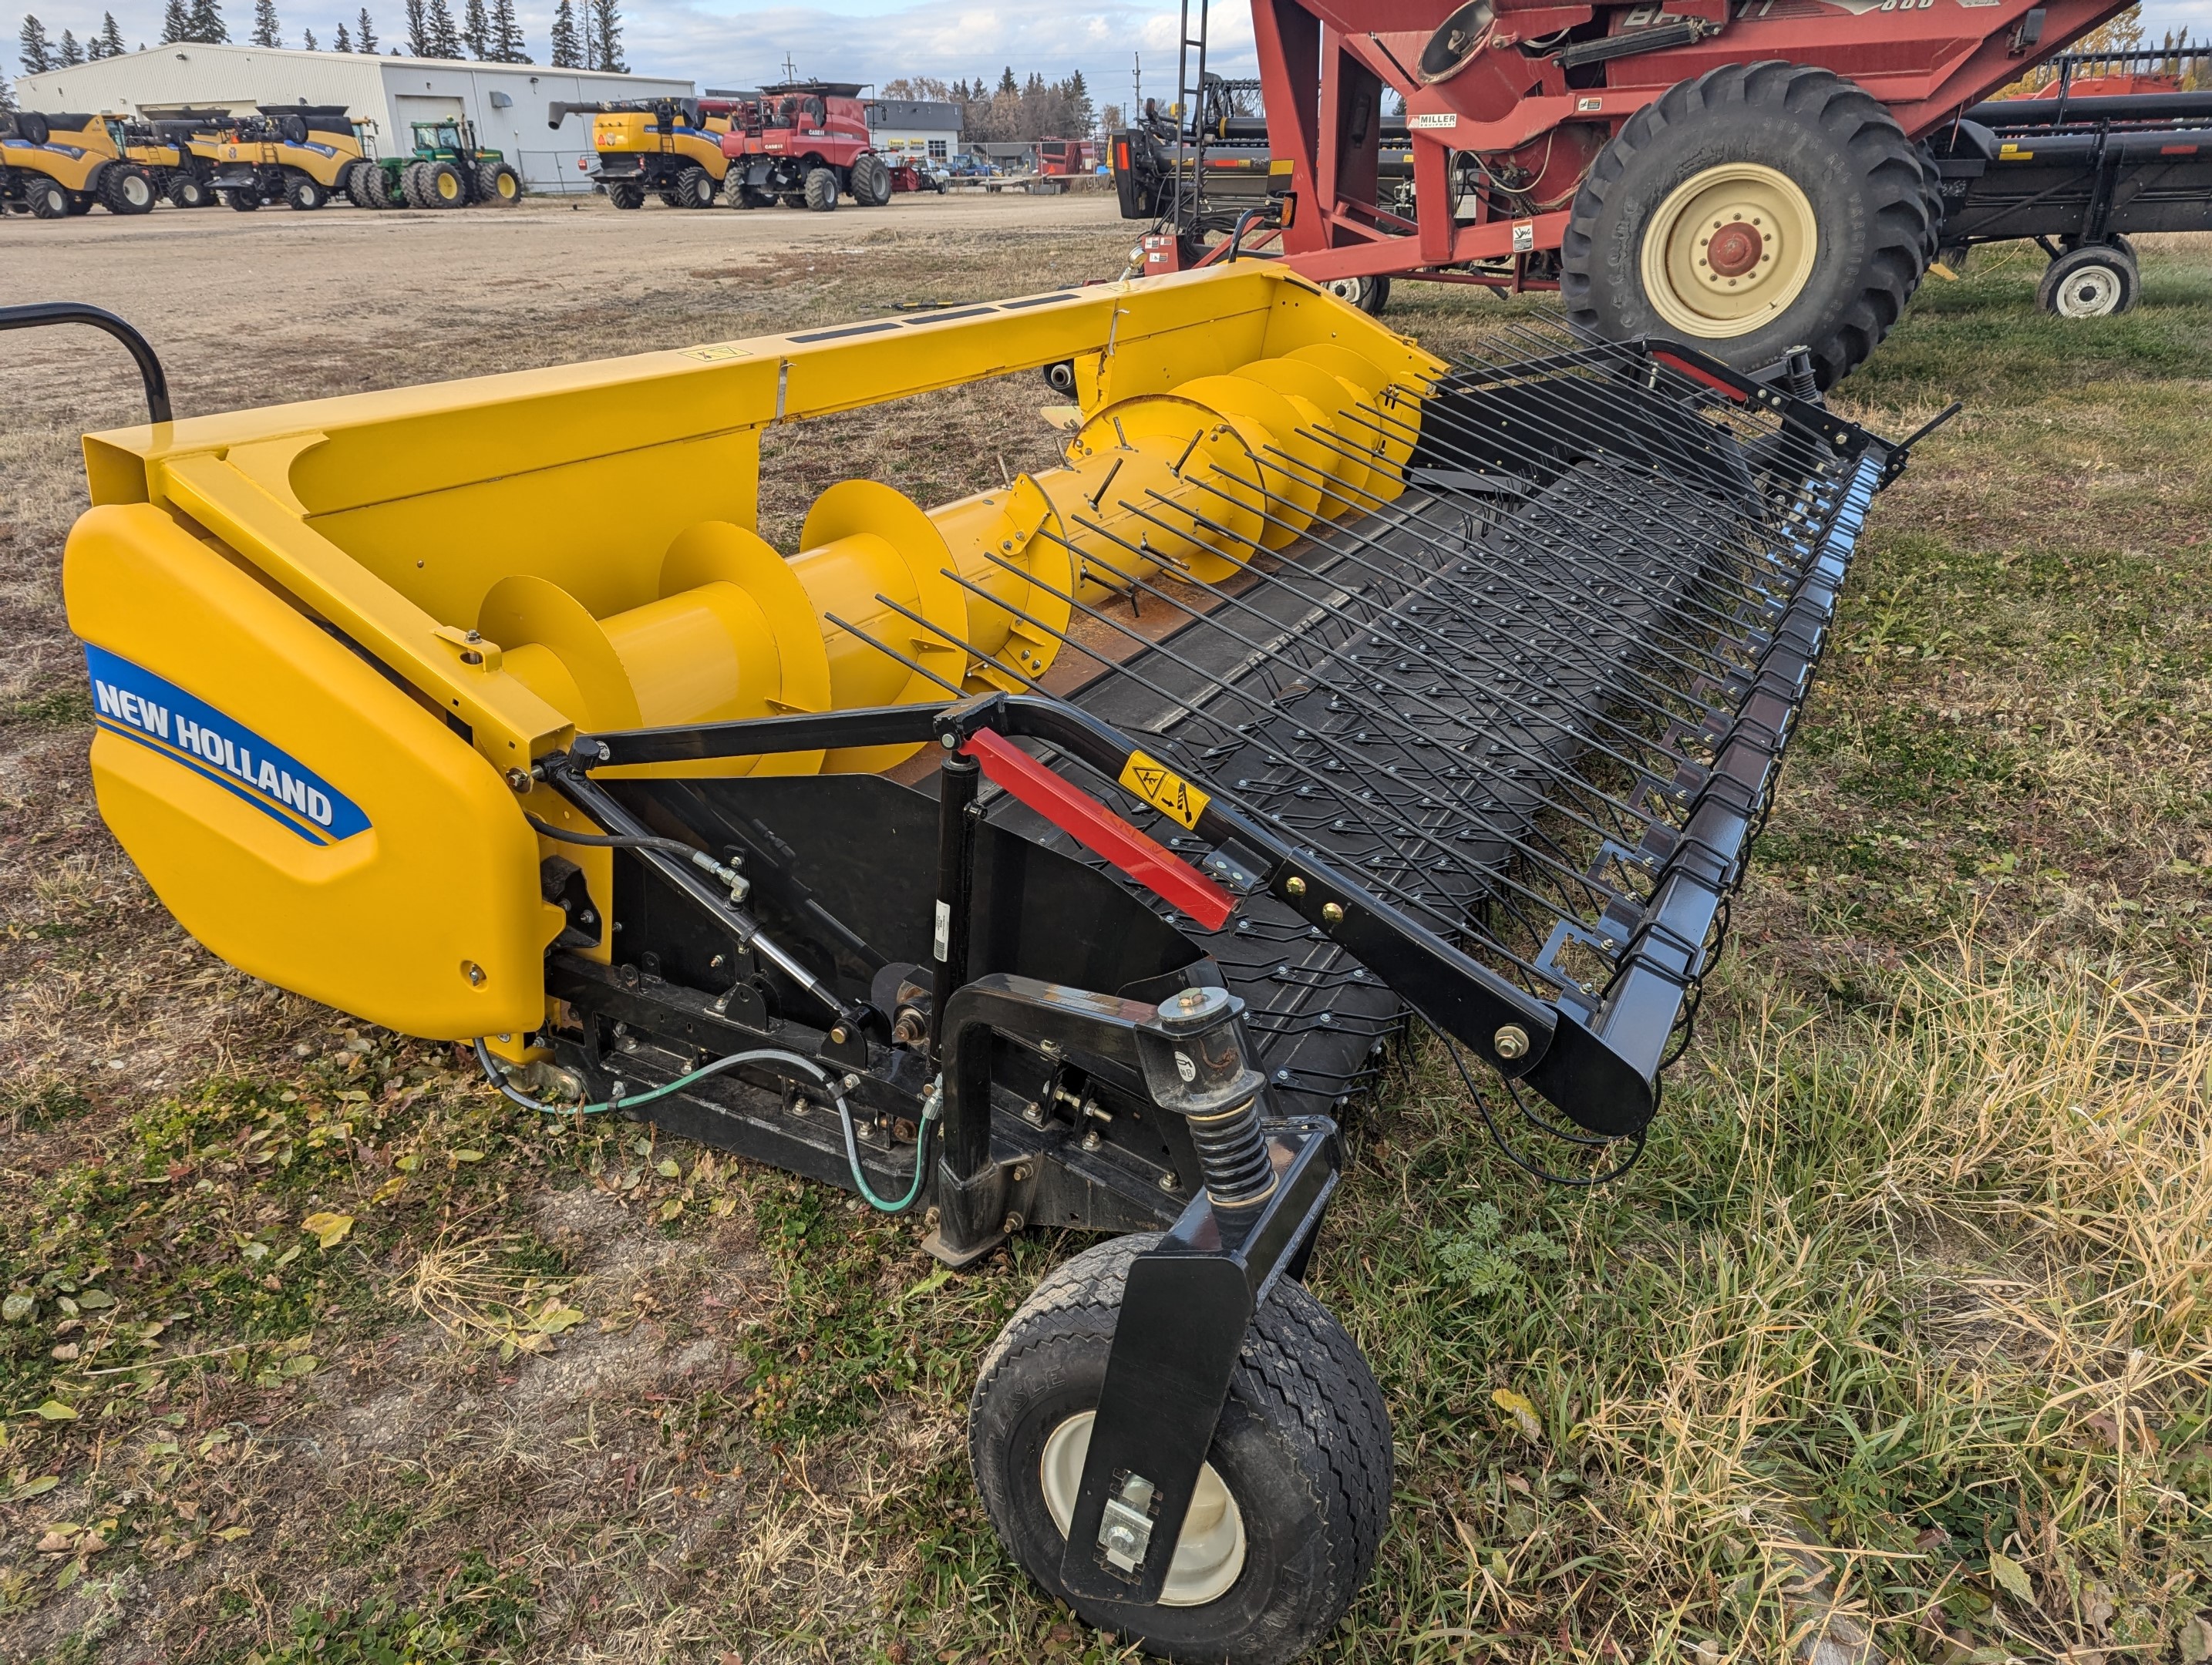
84;644;370;844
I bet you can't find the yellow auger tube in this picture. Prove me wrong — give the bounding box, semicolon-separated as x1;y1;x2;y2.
62;264;1439;1041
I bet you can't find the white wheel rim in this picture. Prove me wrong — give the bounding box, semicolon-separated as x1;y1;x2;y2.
126;176;151;206
1641;162;1819;339
2056;265;2121;317
1326;278;1365;304
1039;1411;1246;1606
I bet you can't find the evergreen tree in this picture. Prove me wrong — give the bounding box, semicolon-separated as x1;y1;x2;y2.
460;0;482;56
402;0;423;51
159;0;188;41
547;0;577;66
997;65;1015;94
251;0;278;46
423;0;458;56
95;9;123;55
0;66;12;105
332;18;347;46
301;24;314;45
487;0;522;60
586;0;619;71
57;24;79;61
354;5;372;47
19;13;52;71
185;0;230;43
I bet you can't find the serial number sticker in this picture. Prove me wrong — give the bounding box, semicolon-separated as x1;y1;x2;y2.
1119;750;1210;830
1577;96;1604;111
1512;220;1536;252
1409;112;1460;129
682;344;753;362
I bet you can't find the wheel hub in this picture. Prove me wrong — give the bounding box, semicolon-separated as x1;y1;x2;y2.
1641;162;1819;339
2057;266;2121;317
1039;1411;1247;1606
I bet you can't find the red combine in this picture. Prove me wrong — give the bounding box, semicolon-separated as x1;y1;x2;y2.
718;80;894;210
1118;0;2138;384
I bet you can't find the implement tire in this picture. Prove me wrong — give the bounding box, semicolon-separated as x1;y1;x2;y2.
99;163;157;214
803;166;838;211
1561;61;1934;390
971;1234;1392;1665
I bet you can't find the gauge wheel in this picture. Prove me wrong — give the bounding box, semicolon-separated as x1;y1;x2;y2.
1322;274;1391;316
2037;243;2137;318
1563;60;1934;389
970;1233;1392;1665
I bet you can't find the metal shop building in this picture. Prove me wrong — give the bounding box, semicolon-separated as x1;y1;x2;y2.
15;42;692;192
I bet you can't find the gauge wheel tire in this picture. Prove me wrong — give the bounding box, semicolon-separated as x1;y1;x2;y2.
608;180;645;210
2037;244;2137;318
1322;274;1391;316
1561;60;1934;391
478;160;523;205
803;166;840;211
224;187;261;212
97;163;158;214
2100;232;2140;265
850;151;893;206
286;174;328;210
26;177;72;219
970;1233;1392;1665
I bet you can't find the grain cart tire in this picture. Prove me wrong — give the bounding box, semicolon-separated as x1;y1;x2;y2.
803;166;839;212
850;151;892;206
417;160;466;209
1323;274;1391;316
99;163;158;214
608;180;645;210
26;177;71;218
2037;243;2137;318
479;160;523;205
1561;61;1934;390
286;174;328;210
971;1233;1391;1665
1913;141;1946;267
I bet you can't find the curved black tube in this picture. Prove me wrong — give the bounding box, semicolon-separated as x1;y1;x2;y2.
0;301;173;423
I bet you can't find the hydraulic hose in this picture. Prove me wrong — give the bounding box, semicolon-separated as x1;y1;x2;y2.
471;1040;940;1214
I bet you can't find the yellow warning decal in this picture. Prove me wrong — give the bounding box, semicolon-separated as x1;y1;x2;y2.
1998;142;2033;160
1119;750;1210;830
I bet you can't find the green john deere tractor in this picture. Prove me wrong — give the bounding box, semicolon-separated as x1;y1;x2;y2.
352;118;522;209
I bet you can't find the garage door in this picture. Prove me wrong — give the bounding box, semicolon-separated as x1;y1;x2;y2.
392;95;467;148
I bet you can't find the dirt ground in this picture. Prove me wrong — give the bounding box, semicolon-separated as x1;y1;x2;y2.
2;195;2210;1665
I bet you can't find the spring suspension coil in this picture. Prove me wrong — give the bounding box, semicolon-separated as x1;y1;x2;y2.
1151;986;1280;1224
1186;1095;1278;1215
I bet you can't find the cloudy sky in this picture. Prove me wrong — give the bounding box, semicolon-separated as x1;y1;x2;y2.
14;0;2207;99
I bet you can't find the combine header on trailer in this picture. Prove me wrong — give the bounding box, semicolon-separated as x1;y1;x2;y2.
18;269;1939;1662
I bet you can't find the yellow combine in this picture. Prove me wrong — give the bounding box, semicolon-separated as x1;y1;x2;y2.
549;97;733;208
0;110;157;216
32;265;1914;1662
208;106;369;210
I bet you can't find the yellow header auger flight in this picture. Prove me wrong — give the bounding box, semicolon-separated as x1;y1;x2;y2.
21;264;1917;1663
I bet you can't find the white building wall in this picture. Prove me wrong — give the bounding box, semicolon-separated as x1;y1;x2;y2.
17;44;692;192
870;125;959;161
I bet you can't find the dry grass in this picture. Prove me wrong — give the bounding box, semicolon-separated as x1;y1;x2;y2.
1;210;2208;1663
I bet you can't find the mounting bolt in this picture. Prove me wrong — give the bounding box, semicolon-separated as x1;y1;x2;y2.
1001;1211;1025;1234
504;767;531;792
1081;1129;1103;1152
829;1025;849;1044
1321;901;1345;926
464;629;483;643
1284;875;1307;898
1493;1024;1531;1061
924;1206;941;1228
462;960;486;987
1011;1163;1032;1183
1159;1171;1181;1192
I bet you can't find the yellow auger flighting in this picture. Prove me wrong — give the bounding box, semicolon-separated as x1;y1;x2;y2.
28;261;1909;1663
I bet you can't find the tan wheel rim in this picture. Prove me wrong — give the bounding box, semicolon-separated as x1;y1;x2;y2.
1039;1411;1246;1606
438;171;460;201
497;173;517;199
1640;162;1817;339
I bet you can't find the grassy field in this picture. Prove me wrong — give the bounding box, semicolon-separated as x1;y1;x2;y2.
2;211;2209;1665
